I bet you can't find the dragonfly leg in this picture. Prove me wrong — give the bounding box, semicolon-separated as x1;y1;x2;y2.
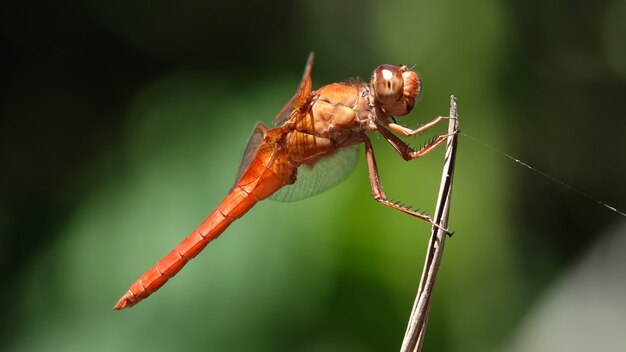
377;125;456;161
362;135;451;235
385;115;453;136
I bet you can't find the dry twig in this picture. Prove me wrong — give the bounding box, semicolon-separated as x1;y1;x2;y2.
400;96;460;352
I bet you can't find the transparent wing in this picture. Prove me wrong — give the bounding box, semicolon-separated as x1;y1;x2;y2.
273;52;314;125
235;123;268;184
270;145;359;202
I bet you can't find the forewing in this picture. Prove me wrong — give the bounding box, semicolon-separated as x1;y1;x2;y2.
269;146;359;202
273;52;314;125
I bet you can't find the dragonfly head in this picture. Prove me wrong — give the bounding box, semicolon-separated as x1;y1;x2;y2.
371;64;421;117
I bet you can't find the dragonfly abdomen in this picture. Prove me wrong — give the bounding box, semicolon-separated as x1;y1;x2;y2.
114;148;293;310
114;196;244;309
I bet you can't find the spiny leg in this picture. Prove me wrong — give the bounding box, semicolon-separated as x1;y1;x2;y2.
385;115;452;136
362;135;451;235
377;125;456;161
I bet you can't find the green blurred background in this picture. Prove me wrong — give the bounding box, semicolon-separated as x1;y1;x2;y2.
2;0;625;351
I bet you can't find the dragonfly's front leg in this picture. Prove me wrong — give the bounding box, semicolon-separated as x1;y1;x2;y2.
376;125;456;161
362;135;451;235
385;115;450;136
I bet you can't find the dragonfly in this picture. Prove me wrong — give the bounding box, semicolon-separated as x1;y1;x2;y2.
114;53;454;310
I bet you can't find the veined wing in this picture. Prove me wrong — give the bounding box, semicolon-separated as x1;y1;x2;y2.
273;52;314;125
270;146;359;202
235;122;269;184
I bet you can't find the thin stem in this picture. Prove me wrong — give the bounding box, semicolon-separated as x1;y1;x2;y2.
400;96;460;352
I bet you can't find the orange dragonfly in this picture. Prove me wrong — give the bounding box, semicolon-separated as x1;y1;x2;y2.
114;53;453;310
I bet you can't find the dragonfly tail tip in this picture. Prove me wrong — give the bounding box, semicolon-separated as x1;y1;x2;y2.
113;292;135;310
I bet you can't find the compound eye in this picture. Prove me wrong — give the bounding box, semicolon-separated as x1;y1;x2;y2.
373;65;404;104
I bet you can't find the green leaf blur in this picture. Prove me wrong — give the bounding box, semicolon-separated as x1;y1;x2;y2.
2;0;625;351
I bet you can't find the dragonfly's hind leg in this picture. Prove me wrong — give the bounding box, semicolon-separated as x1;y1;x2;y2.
361;135;452;236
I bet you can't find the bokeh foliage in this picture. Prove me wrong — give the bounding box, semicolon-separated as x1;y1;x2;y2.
1;0;625;351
